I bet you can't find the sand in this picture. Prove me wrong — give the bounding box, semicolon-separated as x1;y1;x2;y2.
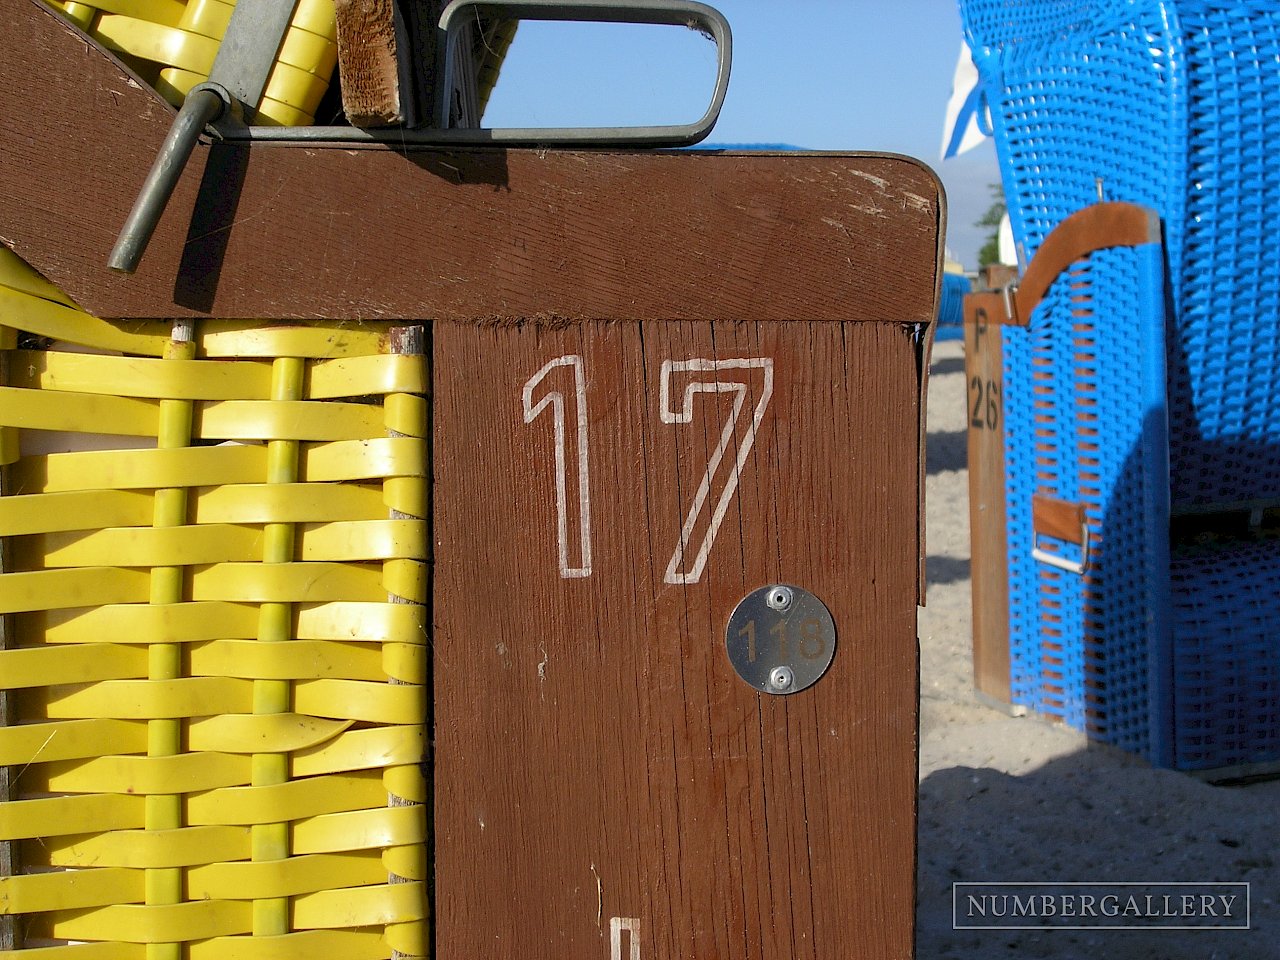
915;338;1280;958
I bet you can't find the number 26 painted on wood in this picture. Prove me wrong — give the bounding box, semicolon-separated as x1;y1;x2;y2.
522;355;774;584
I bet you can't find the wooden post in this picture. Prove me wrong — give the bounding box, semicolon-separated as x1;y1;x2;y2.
965;295;1013;706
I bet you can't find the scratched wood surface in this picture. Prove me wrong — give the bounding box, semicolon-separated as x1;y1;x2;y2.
2;2;941;955
965;314;1012;704
434;319;921;959
0;0;940;324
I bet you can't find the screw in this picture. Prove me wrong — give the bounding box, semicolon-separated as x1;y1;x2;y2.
766;586;793;611
769;666;795;691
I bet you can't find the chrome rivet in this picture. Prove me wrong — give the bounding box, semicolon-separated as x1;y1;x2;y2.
769;666;795;691
766;586;793;611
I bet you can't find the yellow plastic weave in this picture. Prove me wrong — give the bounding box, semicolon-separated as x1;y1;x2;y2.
42;0;337;126
0;249;428;958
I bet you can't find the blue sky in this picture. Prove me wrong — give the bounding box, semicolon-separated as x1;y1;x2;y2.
483;0;1001;270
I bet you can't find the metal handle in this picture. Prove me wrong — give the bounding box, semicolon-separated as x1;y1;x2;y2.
1032;525;1091;575
107;84;230;274
436;0;732;146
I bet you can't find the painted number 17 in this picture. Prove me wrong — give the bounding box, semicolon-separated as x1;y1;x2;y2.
522;354;774;584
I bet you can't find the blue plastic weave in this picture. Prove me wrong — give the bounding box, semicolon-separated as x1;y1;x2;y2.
961;0;1280;509
1170;538;1280;770
999;241;1169;760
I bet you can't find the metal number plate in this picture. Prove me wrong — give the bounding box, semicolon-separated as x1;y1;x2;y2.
725;584;836;695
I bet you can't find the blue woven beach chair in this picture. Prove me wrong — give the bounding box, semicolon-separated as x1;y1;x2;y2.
960;0;1280;775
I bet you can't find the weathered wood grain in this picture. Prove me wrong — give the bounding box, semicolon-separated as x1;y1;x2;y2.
965;311;1012;704
334;0;406;126
433;318;920;958
0;0;941;323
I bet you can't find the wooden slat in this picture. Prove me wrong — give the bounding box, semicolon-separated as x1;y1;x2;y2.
1032;494;1087;544
1016;202;1159;322
334;0;408;126
0;0;941;323
965;314;1011;705
433;318;920;958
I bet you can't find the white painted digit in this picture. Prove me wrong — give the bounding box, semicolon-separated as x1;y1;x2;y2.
610;917;640;960
523;355;593;578
660;358;774;584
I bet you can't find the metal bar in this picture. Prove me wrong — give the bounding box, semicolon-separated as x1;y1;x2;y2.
218;0;732;147
436;0;730;145
109;0;300;273
210;0;301;120
107;86;227;274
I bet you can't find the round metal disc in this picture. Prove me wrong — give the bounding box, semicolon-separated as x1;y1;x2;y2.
724;584;836;695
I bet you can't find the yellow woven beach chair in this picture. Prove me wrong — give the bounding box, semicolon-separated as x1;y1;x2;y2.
0;248;428;957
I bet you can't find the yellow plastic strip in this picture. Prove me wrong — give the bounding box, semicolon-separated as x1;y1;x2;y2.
291;805;425;855
197;400;383;442
192;484;386;525
48;899;252;942
0;425;17;466
381;844;427;881
0;490;153;535
382;766;427;805
290;726;423;778
294;603;426;644
298;519;426;562
301;438;426;483
251;355;302;939
0;867;145;913
308;355;427;398
45;677;252;719
189;639;383;680
187;714;351;754
382;643;427;685
188;853;387;901
0;643;146;687
178;0;339;41
190;562;386;603
0;567;149;614
383;393;427;439
0;285;168;355
39;602;260;645
8;350;273;399
188;772;386;826
0;245;78;307
93;14;335;80
37;524;263;568
198;322;390;359
88;0;187;23
0;794;144;841
383;559;428;603
43;826;250;870
294;680;422;725
14;444;267;494
385;920;426;957
0;386;159;436
187;930;390;960
0;943;144;960
0;718;147;766
40;752;252;795
293;880;424;929
383;476;427;519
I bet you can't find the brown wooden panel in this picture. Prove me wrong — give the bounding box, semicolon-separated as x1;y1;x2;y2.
0;0;941;324
1032;494;1087;544
965;312;1012;705
434;318;920;958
